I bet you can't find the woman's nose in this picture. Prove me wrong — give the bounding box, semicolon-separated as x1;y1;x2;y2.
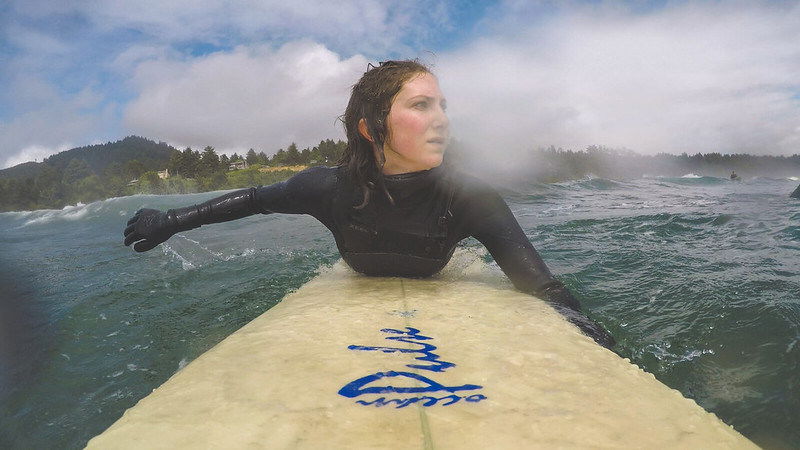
433;105;449;129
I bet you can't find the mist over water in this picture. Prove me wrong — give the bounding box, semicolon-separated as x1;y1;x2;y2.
1;175;799;449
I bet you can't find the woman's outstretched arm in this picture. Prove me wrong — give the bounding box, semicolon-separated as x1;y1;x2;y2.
467;188;616;348
123;166;336;252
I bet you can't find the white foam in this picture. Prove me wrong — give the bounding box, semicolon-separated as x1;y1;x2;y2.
16;202;93;227
681;349;715;362
680;173;702;178
161;243;196;270
173;234;234;262
223;248;257;261
539;203;577;215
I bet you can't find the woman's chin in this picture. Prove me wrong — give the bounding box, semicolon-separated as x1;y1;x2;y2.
383;159;442;175
419;156;444;171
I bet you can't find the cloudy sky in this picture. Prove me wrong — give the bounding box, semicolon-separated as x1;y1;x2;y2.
1;0;799;169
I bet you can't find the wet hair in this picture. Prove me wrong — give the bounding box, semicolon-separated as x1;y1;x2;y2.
339;59;432;209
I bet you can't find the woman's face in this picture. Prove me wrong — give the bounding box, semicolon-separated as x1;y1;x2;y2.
381;72;449;175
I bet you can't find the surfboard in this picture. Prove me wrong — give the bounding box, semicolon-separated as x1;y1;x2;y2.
86;252;756;449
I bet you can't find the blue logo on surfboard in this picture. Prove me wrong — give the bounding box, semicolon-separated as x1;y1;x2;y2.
338;327;487;408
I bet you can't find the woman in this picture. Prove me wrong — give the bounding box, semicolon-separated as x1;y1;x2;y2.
123;60;615;348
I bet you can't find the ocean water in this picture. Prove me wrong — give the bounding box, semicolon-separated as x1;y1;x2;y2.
1;174;798;449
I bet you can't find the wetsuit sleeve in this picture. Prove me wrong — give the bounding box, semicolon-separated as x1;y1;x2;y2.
465;189;571;302
168;166;334;232
464;186;615;348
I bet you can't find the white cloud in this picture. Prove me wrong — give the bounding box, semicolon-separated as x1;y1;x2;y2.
2;0;457;167
438;1;800;157
3;23;71;55
0;79;115;169
123;41;368;153
4;0;800;169
10;0;421;55
2;143;74;168
109;45;173;75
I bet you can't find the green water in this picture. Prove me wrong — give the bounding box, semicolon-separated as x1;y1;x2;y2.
1;175;798;449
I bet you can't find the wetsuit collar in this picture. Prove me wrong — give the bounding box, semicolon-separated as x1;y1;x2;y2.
383;165;445;200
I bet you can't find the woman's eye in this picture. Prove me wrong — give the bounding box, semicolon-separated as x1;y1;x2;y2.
413;102;427;109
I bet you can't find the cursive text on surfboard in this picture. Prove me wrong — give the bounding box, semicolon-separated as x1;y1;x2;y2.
338;327;486;408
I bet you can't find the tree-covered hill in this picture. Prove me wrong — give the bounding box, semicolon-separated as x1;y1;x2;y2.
43;136;177;174
0;136;178;180
2;135;798;213
451;143;800;183
0;161;41;180
0;137;346;212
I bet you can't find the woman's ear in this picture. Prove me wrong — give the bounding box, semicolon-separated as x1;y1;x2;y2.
358;118;373;142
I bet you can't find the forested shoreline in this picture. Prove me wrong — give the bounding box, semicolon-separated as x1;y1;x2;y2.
1;136;799;213
454;144;800;183
0;137;346;212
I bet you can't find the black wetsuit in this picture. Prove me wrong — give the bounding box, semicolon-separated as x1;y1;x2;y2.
156;164;614;347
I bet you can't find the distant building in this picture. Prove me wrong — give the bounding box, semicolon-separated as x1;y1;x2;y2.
127;179;139;186
157;169;170;179
229;160;249;171
259;165;309;173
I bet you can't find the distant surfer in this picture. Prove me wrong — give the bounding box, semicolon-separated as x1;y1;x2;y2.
730;170;740;181
123;60;615;348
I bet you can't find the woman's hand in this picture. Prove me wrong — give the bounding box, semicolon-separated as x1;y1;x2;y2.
123;208;178;252
560;308;617;349
542;282;617;349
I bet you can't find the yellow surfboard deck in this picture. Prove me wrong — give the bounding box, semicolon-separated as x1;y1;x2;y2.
87;255;755;449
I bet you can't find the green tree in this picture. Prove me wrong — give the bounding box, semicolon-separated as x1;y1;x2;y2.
316;139;345;165
35;165;64;208
169;147;200;178
0;180;7;210
139;171;163;193
271;148;287;166
167;151;183;177
73;175;106;203
201;172;228;191
3;178;35;211
300;147;311;164
246;149;259;166
103;162;124;179
198;146;221;177
186;148;202;178
162;175;198;195
62;159;93;185
124;159;147;180
225;166;262;188
285;143;302;165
